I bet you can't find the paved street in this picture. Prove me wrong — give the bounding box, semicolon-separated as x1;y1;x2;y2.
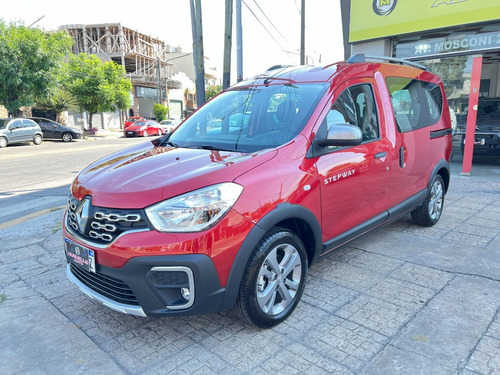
1;137;500;374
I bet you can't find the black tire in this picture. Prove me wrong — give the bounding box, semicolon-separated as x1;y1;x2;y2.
62;132;73;142
33;134;42;145
234;228;308;328
411;175;445;227
0;137;7;148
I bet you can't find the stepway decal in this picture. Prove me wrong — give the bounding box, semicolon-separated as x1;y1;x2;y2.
373;0;398;16
324;168;357;185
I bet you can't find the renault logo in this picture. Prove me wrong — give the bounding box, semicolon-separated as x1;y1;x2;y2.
373;0;397;16
75;197;91;234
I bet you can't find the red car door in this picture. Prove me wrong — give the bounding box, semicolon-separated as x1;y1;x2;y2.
314;79;394;241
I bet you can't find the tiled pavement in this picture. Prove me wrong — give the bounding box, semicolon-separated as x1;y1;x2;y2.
1;157;500;374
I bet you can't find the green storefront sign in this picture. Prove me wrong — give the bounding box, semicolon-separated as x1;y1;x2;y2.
350;0;500;43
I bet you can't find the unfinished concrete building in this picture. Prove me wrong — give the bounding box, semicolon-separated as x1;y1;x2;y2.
60;23;185;122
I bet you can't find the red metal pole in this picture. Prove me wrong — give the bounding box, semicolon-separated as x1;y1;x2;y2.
461;55;483;175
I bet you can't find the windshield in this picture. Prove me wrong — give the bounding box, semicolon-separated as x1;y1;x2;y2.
168;83;328;152
130;121;145;127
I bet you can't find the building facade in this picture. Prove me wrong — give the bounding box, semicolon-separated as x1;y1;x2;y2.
342;0;500;173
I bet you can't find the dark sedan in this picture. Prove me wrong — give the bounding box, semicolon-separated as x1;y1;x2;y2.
29;117;82;142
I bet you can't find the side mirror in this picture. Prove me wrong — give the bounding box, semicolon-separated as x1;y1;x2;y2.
316;124;363;147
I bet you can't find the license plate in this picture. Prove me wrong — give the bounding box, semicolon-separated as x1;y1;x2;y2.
474;138;485;145
65;238;96;273
128;131;134;135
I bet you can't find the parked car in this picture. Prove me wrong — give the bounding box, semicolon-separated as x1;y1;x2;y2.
124;116;146;127
124;120;163;137
158;119;181;133
29;117;82;142
456;97;500;155
63;55;452;328
0;118;43;148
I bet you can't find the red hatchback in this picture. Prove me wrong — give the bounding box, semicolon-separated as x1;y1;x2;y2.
63;55;452;328
124;116;146;127
124;120;163;137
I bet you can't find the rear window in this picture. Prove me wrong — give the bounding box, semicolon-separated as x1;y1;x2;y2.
386;77;443;132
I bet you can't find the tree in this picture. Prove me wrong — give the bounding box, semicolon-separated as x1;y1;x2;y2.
152;103;168;122
0;20;73;116
206;85;222;101
66;53;132;129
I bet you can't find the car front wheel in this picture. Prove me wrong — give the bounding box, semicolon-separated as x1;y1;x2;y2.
0;137;7;148
62;133;73;142
143;130;148;137
411;174;445;227
234;228;308;328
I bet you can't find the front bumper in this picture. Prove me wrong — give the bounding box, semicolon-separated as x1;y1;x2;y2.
66;253;226;317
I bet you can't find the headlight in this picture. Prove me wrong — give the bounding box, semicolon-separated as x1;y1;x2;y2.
145;183;243;232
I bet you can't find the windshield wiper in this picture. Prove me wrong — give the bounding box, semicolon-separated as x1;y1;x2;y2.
195;145;236;152
163;141;180;148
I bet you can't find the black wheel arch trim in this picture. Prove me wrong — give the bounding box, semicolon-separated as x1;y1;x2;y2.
221;203;322;311
429;158;450;194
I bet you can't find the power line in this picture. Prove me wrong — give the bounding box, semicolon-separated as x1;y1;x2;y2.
241;0;293;59
292;0;301;14
252;0;288;44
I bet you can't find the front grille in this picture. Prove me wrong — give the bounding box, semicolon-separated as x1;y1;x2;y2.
70;264;139;306
66;195;150;245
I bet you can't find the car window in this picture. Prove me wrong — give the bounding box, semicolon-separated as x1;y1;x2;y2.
22;119;35;128
169;83;328;153
386;77;444;132
10;120;22;129
323;83;380;143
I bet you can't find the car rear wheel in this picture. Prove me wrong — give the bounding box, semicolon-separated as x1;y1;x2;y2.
33;134;42;145
234;228;308;328
62;133;73;142
0;137;7;148
411;174;444;227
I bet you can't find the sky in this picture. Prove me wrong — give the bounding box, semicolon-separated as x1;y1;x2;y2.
1;0;345;83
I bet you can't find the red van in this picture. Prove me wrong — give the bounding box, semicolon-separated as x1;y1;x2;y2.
63;55;452;328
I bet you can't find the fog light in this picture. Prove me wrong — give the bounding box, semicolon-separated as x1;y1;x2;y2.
181;287;191;301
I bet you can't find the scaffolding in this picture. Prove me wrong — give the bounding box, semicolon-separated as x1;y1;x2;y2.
60;23;181;89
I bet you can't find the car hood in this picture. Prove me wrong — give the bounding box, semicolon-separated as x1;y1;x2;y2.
125;126;144;131
71;141;277;208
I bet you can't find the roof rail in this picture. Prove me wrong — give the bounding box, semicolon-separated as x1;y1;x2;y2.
266;64;293;71
347;53;427;71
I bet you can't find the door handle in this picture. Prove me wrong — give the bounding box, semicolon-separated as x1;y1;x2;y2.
399;146;405;168
375;152;387;159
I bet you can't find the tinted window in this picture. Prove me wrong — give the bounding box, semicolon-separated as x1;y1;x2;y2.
386;77;443;132
324;84;380;142
422;81;443;123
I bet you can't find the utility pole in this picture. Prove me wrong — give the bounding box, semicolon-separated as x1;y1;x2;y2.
190;0;206;107
236;0;243;82
300;0;305;65
223;0;233;90
156;58;161;104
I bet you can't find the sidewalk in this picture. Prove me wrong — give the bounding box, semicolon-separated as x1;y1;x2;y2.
1;156;500;374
